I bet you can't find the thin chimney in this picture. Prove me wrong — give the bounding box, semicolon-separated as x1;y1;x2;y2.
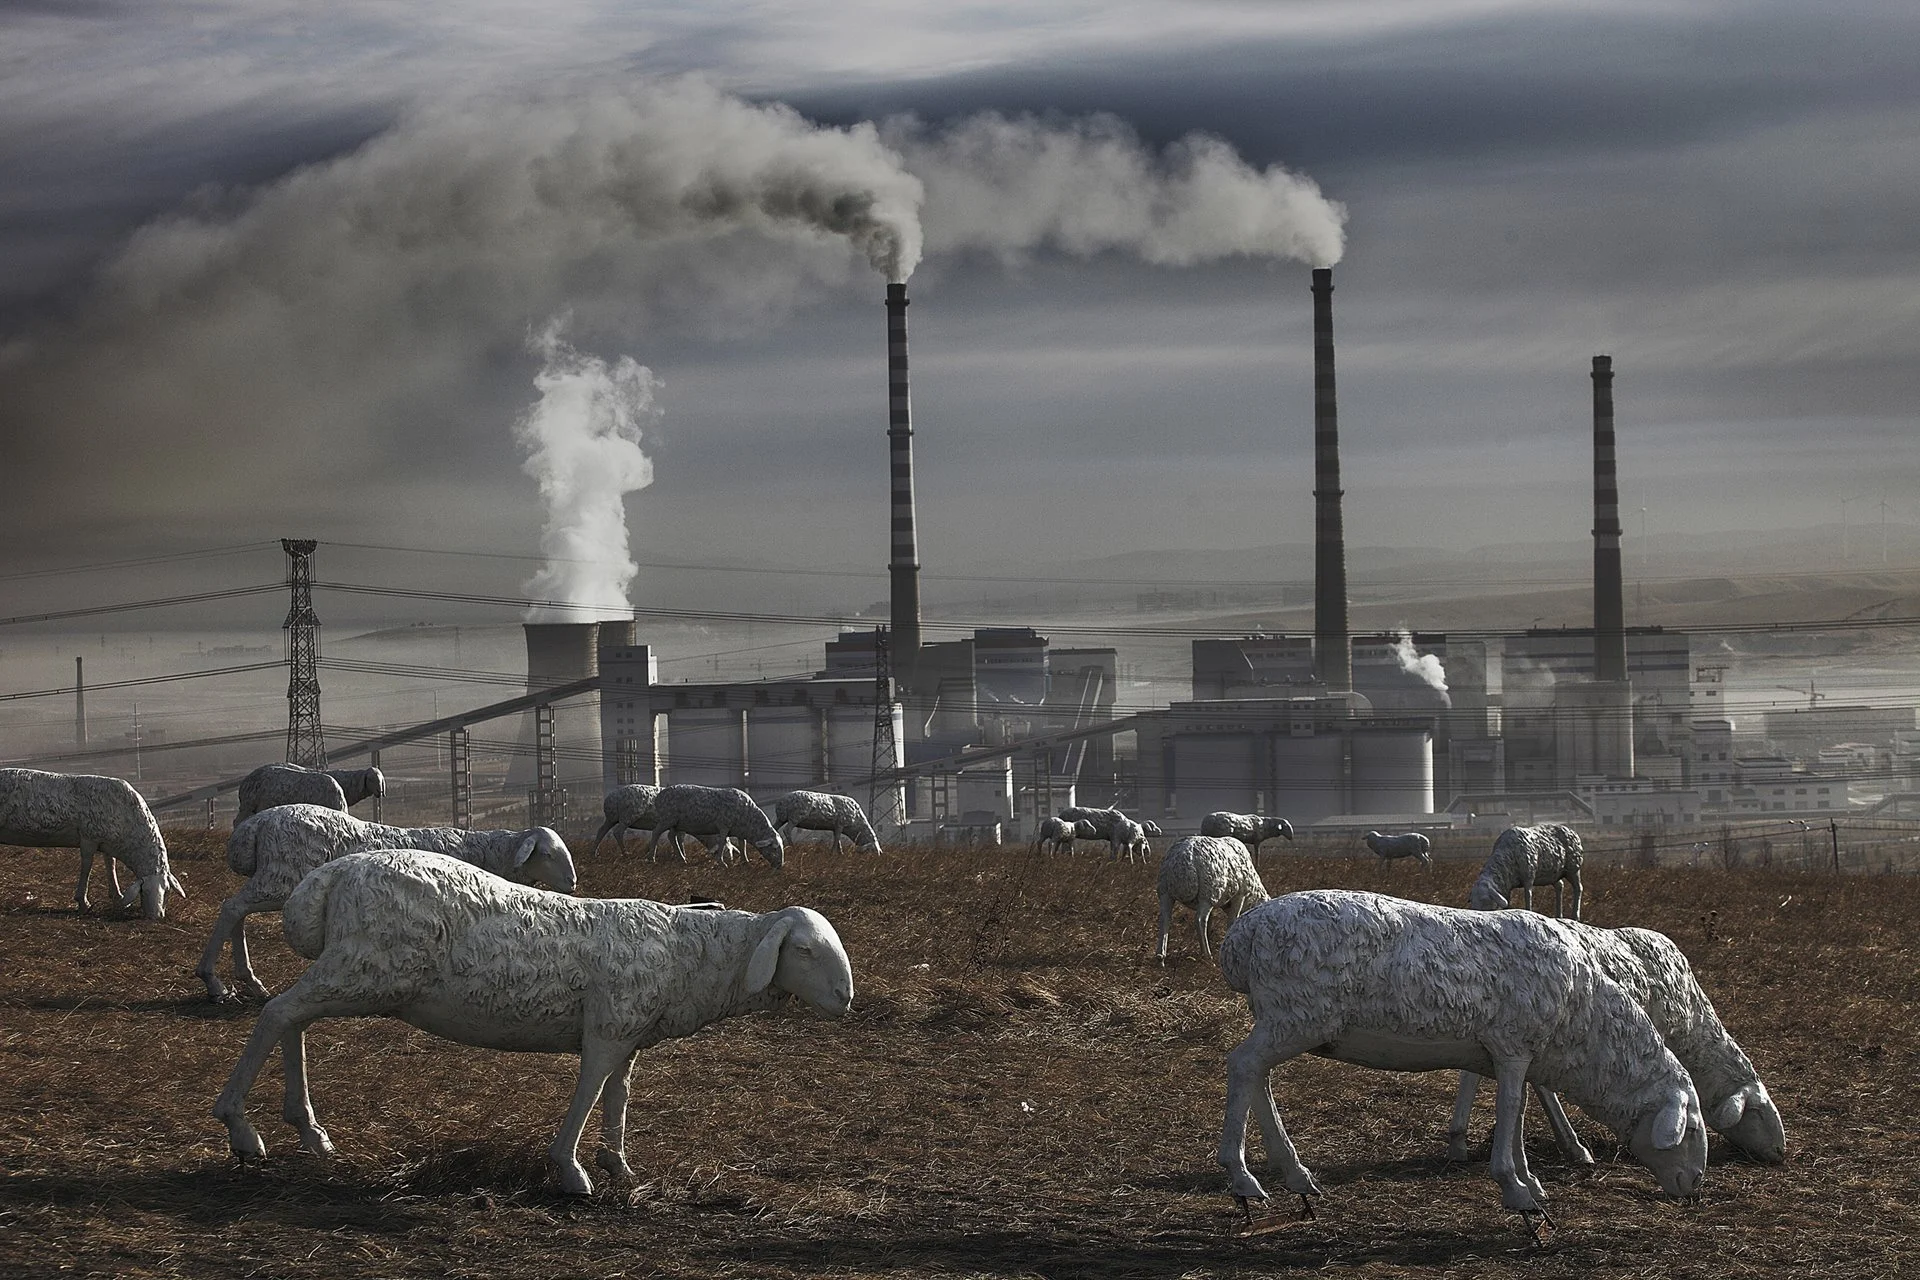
1310;268;1351;690
1591;355;1627;683
75;656;87;748
885;282;921;687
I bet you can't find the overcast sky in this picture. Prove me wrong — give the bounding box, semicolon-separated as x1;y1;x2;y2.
4;0;1918;614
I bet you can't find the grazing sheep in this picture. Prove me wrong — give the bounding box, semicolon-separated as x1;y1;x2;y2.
234;763;386;822
1199;812;1295;855
1217;890;1707;1222
772;790;881;854
591;784;662;853
211;849;852;1196
643;784;784;868
1156;835;1267;962
1034;816;1097;854
0;767;184;918
197;805;576;1002
1471;824;1584;917
1055;806;1122;838
1448;920;1786;1167
1363;830;1433;870
1108;814;1152;863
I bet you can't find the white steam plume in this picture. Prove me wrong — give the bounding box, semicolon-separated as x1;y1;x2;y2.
886;112;1346;268
1390;628;1451;706
516;318;655;623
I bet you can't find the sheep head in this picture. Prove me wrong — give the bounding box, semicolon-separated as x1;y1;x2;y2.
754;832;786;870
747;906;852;1016
1710;1080;1786;1164
1468;878;1509;911
513;828;578;893
1625;1086;1708;1201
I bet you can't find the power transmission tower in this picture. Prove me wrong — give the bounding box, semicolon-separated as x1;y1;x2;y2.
281;539;326;767
868;627;905;834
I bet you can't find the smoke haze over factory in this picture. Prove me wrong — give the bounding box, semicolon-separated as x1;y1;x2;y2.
3;1;1919;588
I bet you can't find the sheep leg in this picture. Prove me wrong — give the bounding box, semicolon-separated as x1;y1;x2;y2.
1534;1085;1594;1166
1194;899;1215;961
197;893;269;1002
1447;1071;1481;1160
1564;873;1582;921
1218;1028;1321;1207
1488;1056;1546;1213
593;1047;642;1183
1155;891;1173;964
279;1024;334;1155
73;838;98;912
591;817;618;854
550;1036;626;1196
229;913;272;1001
212;986;354;1161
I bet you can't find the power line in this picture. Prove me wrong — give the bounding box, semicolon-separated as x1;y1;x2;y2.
0;541;279;584
0;584;282;627
0;660;286;702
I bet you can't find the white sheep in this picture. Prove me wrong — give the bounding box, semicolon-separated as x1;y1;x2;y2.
772;790;881;854
0;767;185;918
1363;830;1433;870
1471;823;1584;917
234;763;386;822
1448;919;1786;1167
1217;890;1707;1223
211;848;852;1196
1108;813;1152;863
642;784;784;868
1156;835;1267;963
196;804;577;1002
1199;812;1295;855
591;783;661;854
1034;816;1097;854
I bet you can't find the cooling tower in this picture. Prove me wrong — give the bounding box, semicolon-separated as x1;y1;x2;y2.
1590;355;1627;683
1310;268;1351;691
509;620;603;791
885;283;922;690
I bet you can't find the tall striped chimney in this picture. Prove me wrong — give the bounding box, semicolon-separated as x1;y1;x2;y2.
1591;355;1627;683
1310;268;1351;690
885;282;921;688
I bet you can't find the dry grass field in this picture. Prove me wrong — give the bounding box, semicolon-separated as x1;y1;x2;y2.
1;828;1916;1279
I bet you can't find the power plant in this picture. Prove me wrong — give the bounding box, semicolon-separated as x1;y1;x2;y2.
61;263;1916;841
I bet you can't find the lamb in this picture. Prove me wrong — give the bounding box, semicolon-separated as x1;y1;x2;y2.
1034;816;1097;854
1448;920;1786;1167
1471;823;1584;917
234;763;386;821
197;804;577;1002
1108;814;1152;863
772;790;881;854
643;784;784;868
211;849;853;1196
1217;889;1707;1223
1156;835;1267;962
1363;830;1433;870
1199;812;1296;855
0;767;185;919
591;783;661;853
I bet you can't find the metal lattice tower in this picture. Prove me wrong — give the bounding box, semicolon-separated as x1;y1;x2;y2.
281;539;326;767
868;627;905;834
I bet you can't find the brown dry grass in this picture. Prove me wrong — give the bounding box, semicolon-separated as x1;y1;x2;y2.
1;829;1916;1279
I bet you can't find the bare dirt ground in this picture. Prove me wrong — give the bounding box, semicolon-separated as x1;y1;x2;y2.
2;829;1915;1279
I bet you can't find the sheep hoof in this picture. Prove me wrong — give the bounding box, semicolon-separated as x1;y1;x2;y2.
551;1157;595;1197
594;1148;636;1182
240;979;272;1001
298;1125;334;1156
1445;1135;1473;1162
225;1125;267;1164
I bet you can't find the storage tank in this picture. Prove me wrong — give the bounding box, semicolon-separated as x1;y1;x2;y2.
1350;728;1434;815
746;707;817;799
663;708;742;788
1271;733;1345;826
1171;733;1260;820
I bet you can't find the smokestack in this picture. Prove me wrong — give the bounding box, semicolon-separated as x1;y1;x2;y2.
510;621;604;791
74;656;86;748
885;282;921;688
1310;267;1351;690
1591;355;1627;683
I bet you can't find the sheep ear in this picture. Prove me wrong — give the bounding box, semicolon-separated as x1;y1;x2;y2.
1709;1092;1748;1131
1654;1090;1690;1150
747;914;795;993
513;834;539;868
